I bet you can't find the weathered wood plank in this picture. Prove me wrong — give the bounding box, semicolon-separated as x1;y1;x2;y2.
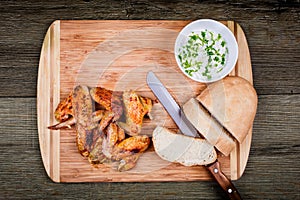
0;1;299;199
0;1;299;96
0;94;299;199
243;94;300;199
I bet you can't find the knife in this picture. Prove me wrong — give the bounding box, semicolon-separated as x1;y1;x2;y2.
147;71;242;200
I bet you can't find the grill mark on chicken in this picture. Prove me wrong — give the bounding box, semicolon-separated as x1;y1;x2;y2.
118;91;153;136
88;135;107;165
49;86;153;171
48;110;105;130
90;87;123;121
73;85;98;157
89;123;150;171
53;87;123;125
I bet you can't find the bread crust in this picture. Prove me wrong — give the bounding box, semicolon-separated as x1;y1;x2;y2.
152;126;217;166
197;76;257;143
183;98;235;156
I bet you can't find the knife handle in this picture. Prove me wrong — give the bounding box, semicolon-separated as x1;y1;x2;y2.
207;160;242;200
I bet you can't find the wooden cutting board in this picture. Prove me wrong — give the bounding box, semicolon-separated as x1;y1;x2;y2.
37;20;253;182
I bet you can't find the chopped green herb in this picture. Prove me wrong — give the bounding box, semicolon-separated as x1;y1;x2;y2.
221;40;226;47
177;30;228;79
178;55;182;62
221;57;225;65
190;34;198;41
207;51;214;56
209;31;214;41
208;56;212;63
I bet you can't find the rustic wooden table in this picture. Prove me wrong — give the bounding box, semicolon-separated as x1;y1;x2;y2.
0;1;299;199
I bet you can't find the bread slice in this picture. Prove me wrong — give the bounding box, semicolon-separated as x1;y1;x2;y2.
197;76;257;143
152;126;217;166
183;98;235;156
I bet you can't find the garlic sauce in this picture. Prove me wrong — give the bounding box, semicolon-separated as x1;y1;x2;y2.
177;30;229;81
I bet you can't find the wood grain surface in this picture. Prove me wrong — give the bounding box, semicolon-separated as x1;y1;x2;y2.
0;0;299;199
37;20;252;182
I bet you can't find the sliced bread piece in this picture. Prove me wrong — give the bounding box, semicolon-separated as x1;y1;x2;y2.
152;126;217;166
183;98;235;156
197;76;257;143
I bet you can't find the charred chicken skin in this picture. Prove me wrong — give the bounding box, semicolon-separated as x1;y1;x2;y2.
48;87;122;130
72;85;99;157
89;87;123;121
89;122;150;171
113;135;150;171
88;122;124;165
48;86;153;171
118;91;153;136
54;91;73;122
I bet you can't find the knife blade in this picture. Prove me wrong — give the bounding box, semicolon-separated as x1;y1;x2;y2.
147;71;242;200
146;71;199;138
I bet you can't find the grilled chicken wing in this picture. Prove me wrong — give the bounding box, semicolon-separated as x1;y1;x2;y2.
88;135;106;165
48;110;106;130
89;122;150;171
102;123;125;159
113;135;150;171
90;87;123;121
49;86;123;131
49;86;152;171
54;91;73;122
48;117;76;130
73;85;99;157
89;122;124;166
53;87;123;123
118;91;153;136
115;135;150;153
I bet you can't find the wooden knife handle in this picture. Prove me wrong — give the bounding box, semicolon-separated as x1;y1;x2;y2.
207;160;242;200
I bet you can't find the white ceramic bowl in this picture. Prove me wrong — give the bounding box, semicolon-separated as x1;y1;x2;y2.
174;19;238;83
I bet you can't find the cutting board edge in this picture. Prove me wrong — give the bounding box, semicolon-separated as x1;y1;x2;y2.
37;20;61;183
37;20;254;182
228;21;253;180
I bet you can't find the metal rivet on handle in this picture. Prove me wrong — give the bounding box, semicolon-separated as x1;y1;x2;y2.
213;168;218;173
228;188;233;193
